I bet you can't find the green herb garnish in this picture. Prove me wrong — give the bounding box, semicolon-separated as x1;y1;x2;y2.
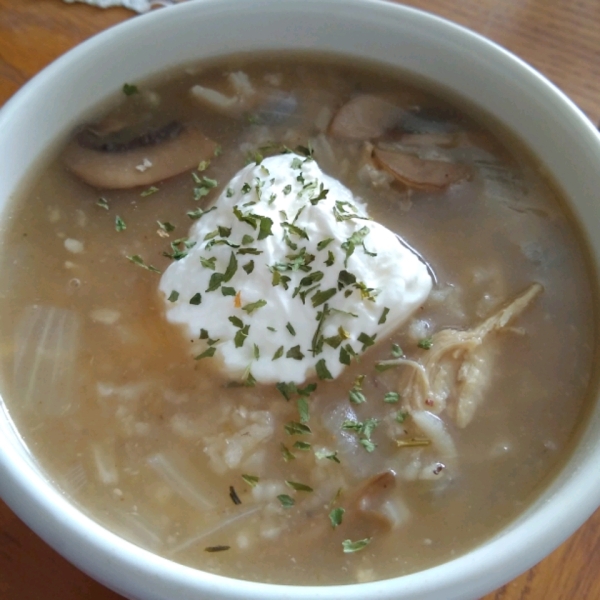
315;449;340;463
329;507;345;529
258;216;274;240
205;545;230;553
122;83;138;96
222;252;238;282
157;220;175;233
126;254;161;273
293;441;311;450
391;343;404;358
206;272;224;292
234;325;250;348
341;226;370;266
384;392;400;403
228;315;244;328
242;299;267;314
418;337;433;350
200;256;217;270
395;411;409;423
277;494;295;508
192;173;218;200
310;183;329;205
286;345;304;360
358;332;377;351
337;270;356;290
317;237;334;251
311;287;337;308
280;443;295;462
396;438;431;448
241;474;259;487
276;382;296;401
285;481;313;492
315;358;333;380
188;206;216;221
342;538;371;553
284;421;312;435
378;307;390;324
194;347;216;360
297;397;309;424
339;344;357;366
342;418;379;452
140;186;159;197
229;486;241;505
349;375;366;404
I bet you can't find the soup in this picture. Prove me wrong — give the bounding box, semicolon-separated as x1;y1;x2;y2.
0;54;595;585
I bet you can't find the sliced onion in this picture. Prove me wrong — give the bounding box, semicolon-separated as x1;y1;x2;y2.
410;410;457;466
14;305;80;416
147;450;216;510
91;442;119;485
168;505;261;556
110;510;164;551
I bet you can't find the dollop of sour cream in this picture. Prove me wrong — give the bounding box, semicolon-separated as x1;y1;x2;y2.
159;154;431;384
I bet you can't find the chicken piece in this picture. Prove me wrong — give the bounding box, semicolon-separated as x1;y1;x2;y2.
400;282;543;426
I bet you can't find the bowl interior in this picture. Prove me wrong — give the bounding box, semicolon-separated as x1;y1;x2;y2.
0;1;599;599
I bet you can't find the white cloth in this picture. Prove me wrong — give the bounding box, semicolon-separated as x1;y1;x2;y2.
62;0;187;13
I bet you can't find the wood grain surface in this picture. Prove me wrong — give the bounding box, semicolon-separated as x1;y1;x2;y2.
0;1;599;598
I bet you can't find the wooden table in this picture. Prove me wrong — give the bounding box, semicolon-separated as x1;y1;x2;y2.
0;1;599;598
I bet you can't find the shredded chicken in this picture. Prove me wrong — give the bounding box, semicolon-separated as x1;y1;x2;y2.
399;283;543;427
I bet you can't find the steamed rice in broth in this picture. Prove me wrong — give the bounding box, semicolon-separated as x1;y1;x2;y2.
0;55;596;585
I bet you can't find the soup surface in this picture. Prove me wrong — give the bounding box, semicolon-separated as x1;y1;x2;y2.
0;55;596;585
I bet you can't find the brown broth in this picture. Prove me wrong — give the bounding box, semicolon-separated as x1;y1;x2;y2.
0;54;596;585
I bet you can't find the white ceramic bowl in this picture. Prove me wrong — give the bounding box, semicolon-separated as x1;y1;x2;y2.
0;1;599;599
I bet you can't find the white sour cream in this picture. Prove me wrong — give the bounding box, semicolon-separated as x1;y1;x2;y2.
159;154;431;384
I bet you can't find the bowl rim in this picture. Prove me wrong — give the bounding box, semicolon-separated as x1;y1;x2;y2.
0;1;599;599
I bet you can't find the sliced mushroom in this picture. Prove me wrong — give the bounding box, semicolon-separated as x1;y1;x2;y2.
373;147;471;191
400;107;462;134
329;94;404;140
64;121;217;189
354;471;396;504
398;132;461;148
349;471;398;533
278;471;405;555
